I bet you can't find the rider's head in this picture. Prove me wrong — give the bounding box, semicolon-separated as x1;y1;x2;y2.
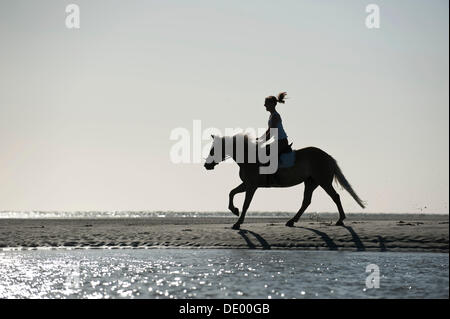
264;92;287;112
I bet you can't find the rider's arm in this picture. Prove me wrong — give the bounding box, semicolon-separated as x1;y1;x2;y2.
258;114;279;141
257;129;269;142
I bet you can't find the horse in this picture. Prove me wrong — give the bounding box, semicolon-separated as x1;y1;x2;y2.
204;134;366;230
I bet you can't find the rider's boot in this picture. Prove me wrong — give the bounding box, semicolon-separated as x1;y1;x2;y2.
266;173;279;186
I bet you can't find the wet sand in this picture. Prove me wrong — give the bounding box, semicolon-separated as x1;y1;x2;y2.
0;215;448;252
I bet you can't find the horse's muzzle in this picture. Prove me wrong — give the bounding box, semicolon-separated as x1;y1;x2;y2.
204;162;217;170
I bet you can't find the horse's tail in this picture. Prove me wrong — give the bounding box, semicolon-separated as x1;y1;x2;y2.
331;158;366;209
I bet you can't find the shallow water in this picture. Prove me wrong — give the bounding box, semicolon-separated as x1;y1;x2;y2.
0;249;447;299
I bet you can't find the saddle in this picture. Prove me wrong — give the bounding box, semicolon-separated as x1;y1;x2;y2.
283;143;293;154
264;143;295;186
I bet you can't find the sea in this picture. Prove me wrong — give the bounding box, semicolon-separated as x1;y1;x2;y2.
0;249;447;299
0;211;447;299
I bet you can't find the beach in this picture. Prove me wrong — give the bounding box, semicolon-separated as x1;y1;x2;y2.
0;214;448;252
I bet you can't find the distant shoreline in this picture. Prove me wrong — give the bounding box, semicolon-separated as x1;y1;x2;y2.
0;215;448;252
0;211;448;219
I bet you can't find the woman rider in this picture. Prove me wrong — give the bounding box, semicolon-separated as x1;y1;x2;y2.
257;91;291;157
256;92;291;185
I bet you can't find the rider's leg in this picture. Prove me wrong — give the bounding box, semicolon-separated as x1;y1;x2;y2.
266;139;289;185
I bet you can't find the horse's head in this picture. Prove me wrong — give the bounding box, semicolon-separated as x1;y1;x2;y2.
204;135;226;170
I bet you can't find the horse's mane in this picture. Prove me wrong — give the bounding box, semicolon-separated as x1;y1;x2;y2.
221;133;259;148
217;134;264;161
219;133;266;152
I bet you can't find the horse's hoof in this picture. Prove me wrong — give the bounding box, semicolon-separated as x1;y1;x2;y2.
231;223;241;230
335;220;345;226
286;220;295;227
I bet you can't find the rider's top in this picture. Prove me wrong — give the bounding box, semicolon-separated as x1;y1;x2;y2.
268;111;288;140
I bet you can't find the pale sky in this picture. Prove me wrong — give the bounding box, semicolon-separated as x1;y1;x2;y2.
0;0;448;213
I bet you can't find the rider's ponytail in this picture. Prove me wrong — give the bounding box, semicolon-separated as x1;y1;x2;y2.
265;92;288;107
277;92;287;104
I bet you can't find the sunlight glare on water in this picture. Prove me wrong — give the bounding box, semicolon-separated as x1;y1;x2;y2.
0;249;447;299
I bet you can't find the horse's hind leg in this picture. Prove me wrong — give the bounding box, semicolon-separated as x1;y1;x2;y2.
321;183;346;226
286;179;318;227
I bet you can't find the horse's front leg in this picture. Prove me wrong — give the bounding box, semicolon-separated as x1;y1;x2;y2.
232;187;257;230
228;183;246;216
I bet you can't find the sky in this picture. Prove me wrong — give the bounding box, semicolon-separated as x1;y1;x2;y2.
0;0;448;213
